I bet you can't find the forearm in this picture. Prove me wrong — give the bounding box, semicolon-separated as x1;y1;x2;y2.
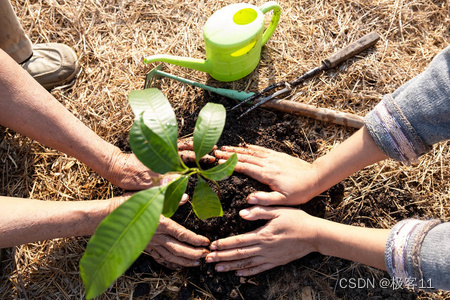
0;49;119;178
0;196;119;248
315;218;389;270
312;126;387;195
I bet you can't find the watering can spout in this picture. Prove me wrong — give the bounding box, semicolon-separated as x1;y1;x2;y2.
144;54;211;74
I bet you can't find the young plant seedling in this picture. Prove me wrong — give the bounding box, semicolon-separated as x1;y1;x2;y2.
79;88;237;299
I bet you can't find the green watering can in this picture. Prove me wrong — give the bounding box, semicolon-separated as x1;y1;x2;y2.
144;2;281;82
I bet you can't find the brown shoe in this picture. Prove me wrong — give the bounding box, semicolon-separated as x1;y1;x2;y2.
21;43;80;90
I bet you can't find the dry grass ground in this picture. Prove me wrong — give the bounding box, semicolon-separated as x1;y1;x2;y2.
0;0;449;299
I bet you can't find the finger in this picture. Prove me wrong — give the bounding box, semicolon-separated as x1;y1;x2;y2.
206;245;262;262
241;144;273;152
246;191;286;206
209;232;259;251
211;256;267;273
238;206;279;221
179;151;216;164
219;145;269;158
178;139;218;152
151;233;209;261
215;150;265;167
179;150;196;163
199;154;216;164
179;194;189;205
177;138;194;150
149;244;202;267
235;263;276;277
158;216;210;246
219;160;269;184
144;248;182;270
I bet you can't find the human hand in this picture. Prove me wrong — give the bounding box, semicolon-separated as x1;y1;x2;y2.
205;206;319;276
145;216;210;269
106;138;216;190
214;144;320;205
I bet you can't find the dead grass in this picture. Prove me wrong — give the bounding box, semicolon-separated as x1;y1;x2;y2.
1;0;449;299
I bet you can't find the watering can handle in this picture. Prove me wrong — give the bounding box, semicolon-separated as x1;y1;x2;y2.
259;1;281;46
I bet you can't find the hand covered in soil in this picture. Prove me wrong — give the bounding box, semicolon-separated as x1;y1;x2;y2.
105;139;216;190
205;206;318;276
214;144;320;205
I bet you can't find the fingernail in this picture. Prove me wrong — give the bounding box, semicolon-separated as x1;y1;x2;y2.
240;209;250;216
247;196;257;204
216;266;224;272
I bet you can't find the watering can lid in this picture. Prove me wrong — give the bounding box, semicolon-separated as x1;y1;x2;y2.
203;3;264;47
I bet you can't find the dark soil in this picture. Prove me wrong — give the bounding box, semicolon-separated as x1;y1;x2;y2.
126;93;423;299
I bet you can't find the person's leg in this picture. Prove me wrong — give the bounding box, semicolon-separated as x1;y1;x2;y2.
0;0;79;89
0;0;33;63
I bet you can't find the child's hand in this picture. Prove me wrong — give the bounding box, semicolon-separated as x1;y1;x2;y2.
206;206;319;276
215;144;320;205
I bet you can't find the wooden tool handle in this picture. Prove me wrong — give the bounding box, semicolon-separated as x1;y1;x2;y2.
261;99;364;129
322;31;380;69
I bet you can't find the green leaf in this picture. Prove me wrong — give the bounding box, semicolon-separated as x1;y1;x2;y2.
129;115;182;174
80;187;165;299
201;153;237;181
163;175;189;217
193;103;226;164
128;88;178;155
192;177;223;220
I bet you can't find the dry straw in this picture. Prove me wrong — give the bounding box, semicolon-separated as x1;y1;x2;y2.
1;0;449;299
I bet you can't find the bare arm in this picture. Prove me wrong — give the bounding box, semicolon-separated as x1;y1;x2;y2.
0;49;164;189
315;216;389;270
0;196;119;248
207;127;389;275
313;126;388;198
206;206;389;276
0;195;209;268
0;49;210;267
215;126;387;205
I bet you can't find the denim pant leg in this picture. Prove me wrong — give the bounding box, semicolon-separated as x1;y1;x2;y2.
0;0;32;63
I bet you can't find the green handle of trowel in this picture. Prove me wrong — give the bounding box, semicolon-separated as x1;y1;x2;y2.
153;69;254;102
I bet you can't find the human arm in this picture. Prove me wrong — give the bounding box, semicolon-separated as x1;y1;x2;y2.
207;206;450;290
210;47;450;286
0;195;209;268
0;48;211;267
0;49;213;191
215;126;387;206
215;46;450;206
206;206;389;276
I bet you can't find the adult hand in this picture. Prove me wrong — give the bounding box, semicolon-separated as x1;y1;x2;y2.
214;144;320;205
145;216;210;270
106;139;216;190
109;195;210;270
205;206;318;276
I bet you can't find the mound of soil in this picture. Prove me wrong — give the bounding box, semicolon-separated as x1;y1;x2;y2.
125;94;334;299
126;94;419;299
